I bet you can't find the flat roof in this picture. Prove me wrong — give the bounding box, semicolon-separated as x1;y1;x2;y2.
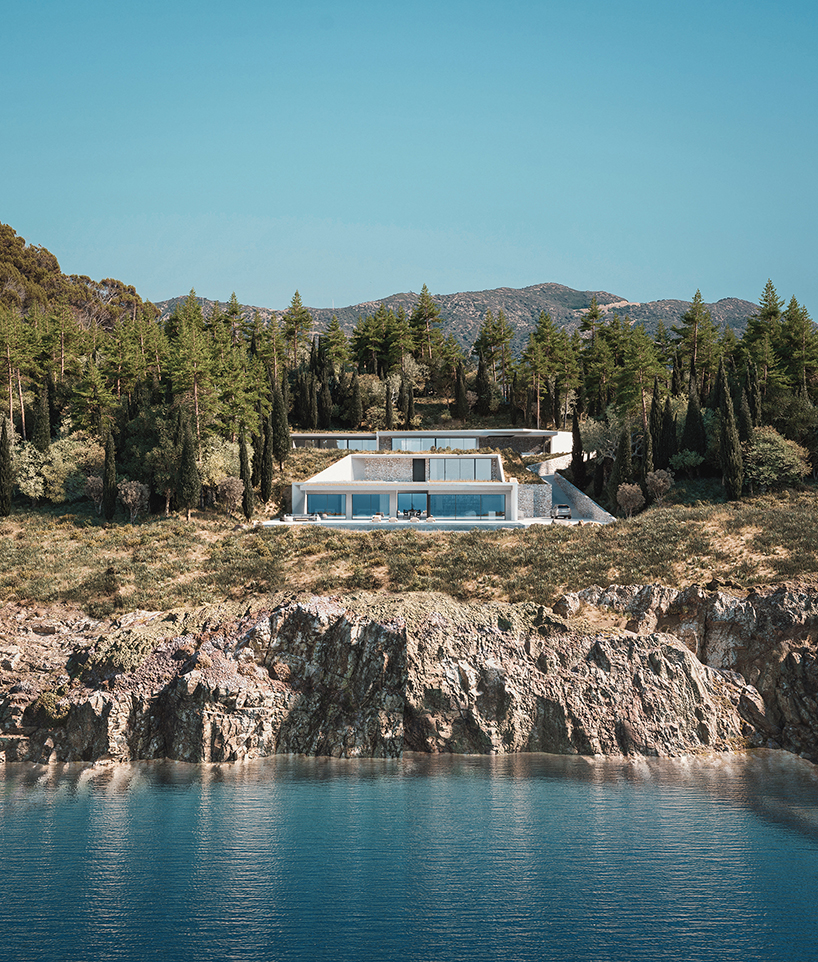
290;428;558;438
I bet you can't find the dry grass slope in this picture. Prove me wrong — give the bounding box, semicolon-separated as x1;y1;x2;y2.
3;487;818;617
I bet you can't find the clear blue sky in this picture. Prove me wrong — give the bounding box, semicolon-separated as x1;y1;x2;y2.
3;0;817;314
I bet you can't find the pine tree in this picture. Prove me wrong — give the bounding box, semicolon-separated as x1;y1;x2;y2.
32;382;51;453
177;423;201;521
720;392;743;500
103;432;117;520
270;381;290;471
409;283;443;361
239;430;255;520
0;418;11;516
282;291;313;366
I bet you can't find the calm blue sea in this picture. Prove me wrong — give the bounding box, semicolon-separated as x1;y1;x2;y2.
2;751;818;962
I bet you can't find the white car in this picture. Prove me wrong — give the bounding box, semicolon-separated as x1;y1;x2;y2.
550;504;572;519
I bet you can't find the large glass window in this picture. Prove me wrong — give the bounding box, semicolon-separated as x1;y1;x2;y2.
397;492;427;514
307;493;345;516
347;439;377;450
429;458;493;481
428;494;505;519
436;436;478;450
352;493;390;517
392;436;479;451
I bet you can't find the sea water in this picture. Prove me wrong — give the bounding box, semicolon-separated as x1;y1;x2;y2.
2;751;818;962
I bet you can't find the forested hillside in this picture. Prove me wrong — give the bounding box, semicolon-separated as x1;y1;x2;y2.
157;284;757;356
1;221;816;524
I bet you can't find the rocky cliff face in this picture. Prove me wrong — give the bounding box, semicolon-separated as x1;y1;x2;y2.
3;589;789;765
556;583;818;761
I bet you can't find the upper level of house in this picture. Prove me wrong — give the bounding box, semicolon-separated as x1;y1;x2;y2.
290;428;562;455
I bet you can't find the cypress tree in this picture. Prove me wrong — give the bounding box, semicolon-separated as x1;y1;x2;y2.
649;377;663;459
671;351;684;396
475;355;492;415
708;358;728;413
570;408;586;489
406;383;415;426
453;361;469;420
385;384;394;430
177;424;201;521
680;385;707;456
308;376;319;430
239;430;255;520
32;382;51;453
251;407;264;488
281;371;291;419
641;424;654;478
103;433;117;521
270;381;290;471
397;378;408;424
606;426;632;510
349;371;363;429
747;362;763;425
720;392;743;501
318;379;332;429
260;416;273;503
658;397;677;469
0;418;12;517
738;389;754;443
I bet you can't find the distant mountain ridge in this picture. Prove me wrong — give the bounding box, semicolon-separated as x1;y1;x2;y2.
156;283;757;354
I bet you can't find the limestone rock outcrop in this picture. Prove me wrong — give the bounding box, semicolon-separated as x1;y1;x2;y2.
556;583;818;761
1;594;759;764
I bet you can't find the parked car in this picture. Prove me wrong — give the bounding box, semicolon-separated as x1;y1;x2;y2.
550;504;572;519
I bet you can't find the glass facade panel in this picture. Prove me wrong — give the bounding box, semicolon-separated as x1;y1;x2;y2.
397;492;427;514
475;458;492;481
307;493;345;516
457;494;480;517
429;459;445;481
347;439;377;450
428;494;457;518
439;437;478;450
481;494;505;518
428;493;506;519
352;493;390;517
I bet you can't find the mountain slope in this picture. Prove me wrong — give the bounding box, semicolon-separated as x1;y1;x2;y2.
156;283;758;354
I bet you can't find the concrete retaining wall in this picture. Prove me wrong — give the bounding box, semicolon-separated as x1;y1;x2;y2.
551;473;615;524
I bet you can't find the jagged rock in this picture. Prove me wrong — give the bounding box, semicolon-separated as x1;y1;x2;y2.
555;582;818;761
1;595;755;764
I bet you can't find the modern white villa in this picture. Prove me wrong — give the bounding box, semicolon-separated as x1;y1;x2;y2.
281;430;612;530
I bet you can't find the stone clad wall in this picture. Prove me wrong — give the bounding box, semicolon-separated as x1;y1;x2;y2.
362;457;417;481
516;484;552;519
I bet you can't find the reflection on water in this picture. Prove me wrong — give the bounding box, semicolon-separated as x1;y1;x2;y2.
2;750;818;962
